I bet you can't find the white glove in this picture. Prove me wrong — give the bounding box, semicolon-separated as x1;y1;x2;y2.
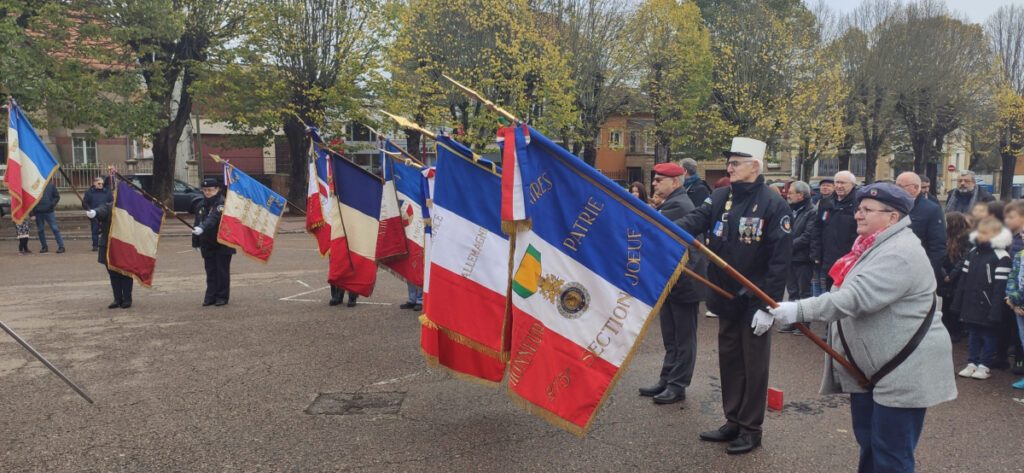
751;309;774;336
770;302;800;325
85;209;96;219
192;226;204;236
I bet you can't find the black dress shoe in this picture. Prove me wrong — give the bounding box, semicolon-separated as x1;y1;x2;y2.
39;248;48;253
400;302;416;309
726;433;762;455
56;247;65;254
108;301;122;309
346;300;357;307
699;425;740;442
215;299;228;306
329;298;342;306
653;387;685;404
202;300;215;307
413;303;422;311
639;382;667;397
120;301;132;309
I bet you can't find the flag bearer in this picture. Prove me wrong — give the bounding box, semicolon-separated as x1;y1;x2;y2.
192;177;235;307
678;137;793;455
86;202;133;309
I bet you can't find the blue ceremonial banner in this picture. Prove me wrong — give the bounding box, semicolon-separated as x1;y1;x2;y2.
502;124;693;435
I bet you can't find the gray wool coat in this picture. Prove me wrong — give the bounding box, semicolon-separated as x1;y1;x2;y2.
795;218;958;409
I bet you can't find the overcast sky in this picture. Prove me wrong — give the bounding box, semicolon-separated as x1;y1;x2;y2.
816;0;1020;24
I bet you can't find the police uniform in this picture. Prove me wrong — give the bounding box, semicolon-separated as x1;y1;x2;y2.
679;138;792;452
193;178;235;306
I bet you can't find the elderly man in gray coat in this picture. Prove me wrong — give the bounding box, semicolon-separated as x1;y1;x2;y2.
768;182;956;473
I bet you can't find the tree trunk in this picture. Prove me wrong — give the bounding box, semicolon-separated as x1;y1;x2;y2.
150;72;194;204
582;140;597;167
864;146;877;184
405;129;422;161
284;115;309;207
1001;132;1017;201
837;130;854;172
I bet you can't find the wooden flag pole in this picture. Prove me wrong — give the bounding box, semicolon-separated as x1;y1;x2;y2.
208;154;306;216
0;319;94;404
442;73;871;387
57;167;89;211
110;169;194;229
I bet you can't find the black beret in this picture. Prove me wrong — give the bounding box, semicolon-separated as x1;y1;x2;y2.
818;178;835;184
856;182;914;215
201;177;220;188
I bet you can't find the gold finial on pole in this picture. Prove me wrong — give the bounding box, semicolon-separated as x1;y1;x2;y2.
440;74;519;123
380;110;438;140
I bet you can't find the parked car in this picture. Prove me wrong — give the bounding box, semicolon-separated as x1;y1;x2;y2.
121;174;204;214
0;191;9;217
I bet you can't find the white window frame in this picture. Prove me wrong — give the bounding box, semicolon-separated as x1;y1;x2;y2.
609;130;623;149
72;136;98;166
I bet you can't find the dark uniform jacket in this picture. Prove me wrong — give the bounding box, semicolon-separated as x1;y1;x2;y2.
790;199;819;263
908;194;946;284
683;177;711;210
952;229;1012;328
83;187;112;210
94;202;114;265
659;186;705;303
192;194;236;256
815;190;858;270
679;175;793;318
31;182;60;214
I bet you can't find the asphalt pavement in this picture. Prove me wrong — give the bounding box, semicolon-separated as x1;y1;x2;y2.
1;228;1022;472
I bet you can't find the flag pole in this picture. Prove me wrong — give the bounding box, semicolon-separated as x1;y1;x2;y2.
207;154;306;216
0;320;94;404
441;73;871;388
364;124;425;169
380;111;437;140
110;169;194;230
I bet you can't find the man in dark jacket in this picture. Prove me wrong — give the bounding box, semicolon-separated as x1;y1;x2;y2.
779;180;817;333
920;175;940;204
679;137;792;455
192;177;236;306
32;181;65;253
897;172;946;284
638;162;706;405
945;170;994;214
680;158;711;209
815;171;858;288
83;177;113;251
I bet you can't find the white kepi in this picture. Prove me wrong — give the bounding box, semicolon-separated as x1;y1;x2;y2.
724;137;767;164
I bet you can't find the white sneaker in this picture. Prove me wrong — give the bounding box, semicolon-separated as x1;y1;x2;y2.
971;365;992;380
958;363;978;377
705;311;718;318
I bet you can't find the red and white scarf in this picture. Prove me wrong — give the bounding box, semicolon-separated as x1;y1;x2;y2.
828;229;884;288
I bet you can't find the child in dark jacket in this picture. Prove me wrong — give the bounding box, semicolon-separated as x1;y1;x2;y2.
953;217;1012;380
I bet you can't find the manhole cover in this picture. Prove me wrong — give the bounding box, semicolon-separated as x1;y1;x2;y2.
305;392;405;416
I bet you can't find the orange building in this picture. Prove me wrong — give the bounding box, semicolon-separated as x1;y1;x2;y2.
593;113;656;189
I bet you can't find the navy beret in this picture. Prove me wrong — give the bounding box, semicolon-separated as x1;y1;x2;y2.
856;182;914;215
201;177;220;188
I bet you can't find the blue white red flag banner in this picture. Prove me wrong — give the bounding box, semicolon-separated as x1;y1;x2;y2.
218;164;286;263
500;124;692;436
419;136;510;383
305;140;346;258
380;140;428;287
496;124;529;232
3;99;60;224
107;179;164;287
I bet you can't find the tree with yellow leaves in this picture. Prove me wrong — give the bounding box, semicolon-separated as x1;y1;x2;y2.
987;5;1024;200
383;0;576;154
625;0;712;164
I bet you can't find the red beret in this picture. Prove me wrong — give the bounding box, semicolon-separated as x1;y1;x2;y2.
653;163;684;177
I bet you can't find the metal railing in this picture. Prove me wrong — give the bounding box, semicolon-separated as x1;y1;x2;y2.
52;161;154;191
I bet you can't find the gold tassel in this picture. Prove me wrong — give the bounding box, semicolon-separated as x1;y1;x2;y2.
500;219;532;236
507;391;586;437
419;315;509;362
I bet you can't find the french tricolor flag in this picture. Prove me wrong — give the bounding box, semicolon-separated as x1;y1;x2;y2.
381;140;427;287
3;99;60;224
107;180;164;287
320;144;407;297
420;136;510;383
218;164;286;263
